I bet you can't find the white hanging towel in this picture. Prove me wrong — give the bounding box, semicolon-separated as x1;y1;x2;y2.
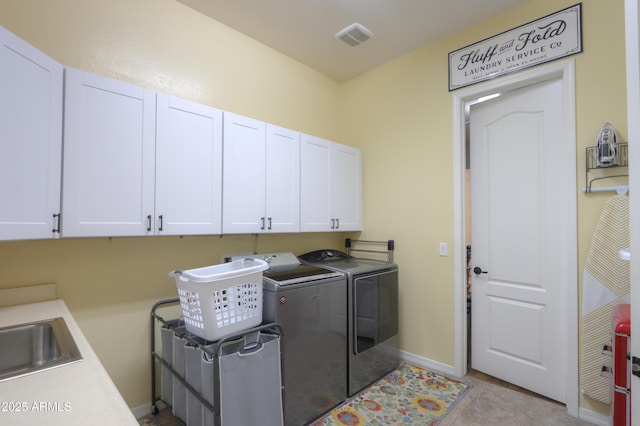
580;194;629;404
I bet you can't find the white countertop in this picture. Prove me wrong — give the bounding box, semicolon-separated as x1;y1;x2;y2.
0;300;137;425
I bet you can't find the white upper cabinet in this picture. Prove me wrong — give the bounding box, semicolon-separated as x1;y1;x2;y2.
222;113;300;233
63;70;224;238
265;124;300;233
155;94;223;235
0;26;63;241
62;68;156;237
0;28;361;241
300;135;332;232
300;135;362;232
330;142;362;231
222;113;266;233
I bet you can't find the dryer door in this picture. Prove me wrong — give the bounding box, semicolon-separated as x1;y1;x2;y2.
353;269;398;354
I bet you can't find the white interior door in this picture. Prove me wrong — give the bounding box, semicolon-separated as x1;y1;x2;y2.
470;78;568;403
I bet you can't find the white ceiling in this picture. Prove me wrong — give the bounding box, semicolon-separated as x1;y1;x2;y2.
178;0;531;82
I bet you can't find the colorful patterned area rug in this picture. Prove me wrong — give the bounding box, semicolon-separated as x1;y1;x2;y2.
309;363;471;426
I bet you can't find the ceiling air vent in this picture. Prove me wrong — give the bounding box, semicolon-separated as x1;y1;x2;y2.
335;23;373;47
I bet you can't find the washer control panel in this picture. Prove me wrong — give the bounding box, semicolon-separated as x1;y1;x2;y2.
223;252;300;272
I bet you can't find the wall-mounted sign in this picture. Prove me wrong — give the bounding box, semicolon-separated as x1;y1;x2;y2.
448;3;582;91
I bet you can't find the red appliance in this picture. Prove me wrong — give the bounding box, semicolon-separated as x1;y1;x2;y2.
611;303;631;426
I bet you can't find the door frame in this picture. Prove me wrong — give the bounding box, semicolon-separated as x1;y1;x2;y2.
451;59;578;416
625;0;640;420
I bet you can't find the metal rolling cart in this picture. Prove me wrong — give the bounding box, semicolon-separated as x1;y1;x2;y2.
150;299;284;426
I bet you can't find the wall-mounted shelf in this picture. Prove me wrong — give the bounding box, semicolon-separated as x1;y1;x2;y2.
584;142;628;193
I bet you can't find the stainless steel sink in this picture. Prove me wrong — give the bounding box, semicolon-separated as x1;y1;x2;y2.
0;317;83;382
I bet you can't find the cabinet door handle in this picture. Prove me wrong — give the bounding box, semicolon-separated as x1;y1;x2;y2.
336;218;340;229
268;217;272;230
146;215;152;232
158;215;164;232
52;213;61;233
331;218;335;229
261;217;265;230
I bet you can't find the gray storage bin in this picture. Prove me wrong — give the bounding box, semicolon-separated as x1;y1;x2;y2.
185;345;204;426
201;351;215;426
172;332;187;422
160;327;174;405
192;332;283;426
217;332;283;426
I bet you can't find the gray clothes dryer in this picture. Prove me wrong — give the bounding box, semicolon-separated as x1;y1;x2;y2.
298;249;400;396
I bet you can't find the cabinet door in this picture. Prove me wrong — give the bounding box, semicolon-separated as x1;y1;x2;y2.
222;112;266;233
266;125;300;233
0;26;63;240
330;143;362;231
62;68;156;237
155;94;223;235
300;134;332;232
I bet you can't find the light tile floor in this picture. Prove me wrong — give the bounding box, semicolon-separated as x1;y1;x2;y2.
441;370;597;426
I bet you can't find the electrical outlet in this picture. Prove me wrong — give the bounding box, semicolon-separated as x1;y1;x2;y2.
439;243;448;257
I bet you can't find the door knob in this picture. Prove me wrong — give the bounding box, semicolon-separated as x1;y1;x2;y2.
473;266;488;275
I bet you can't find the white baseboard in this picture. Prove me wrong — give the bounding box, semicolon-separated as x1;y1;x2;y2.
578;407;611;426
130;404;149;420
399;348;458;378
130;400;167;420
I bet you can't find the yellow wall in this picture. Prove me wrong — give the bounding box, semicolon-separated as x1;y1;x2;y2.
340;0;627;416
0;0;629;417
0;0;352;409
0;0;341;139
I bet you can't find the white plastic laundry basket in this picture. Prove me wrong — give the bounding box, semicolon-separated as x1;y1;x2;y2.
170;259;268;341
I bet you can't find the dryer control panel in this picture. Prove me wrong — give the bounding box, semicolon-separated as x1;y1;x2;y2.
298;249;350;263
